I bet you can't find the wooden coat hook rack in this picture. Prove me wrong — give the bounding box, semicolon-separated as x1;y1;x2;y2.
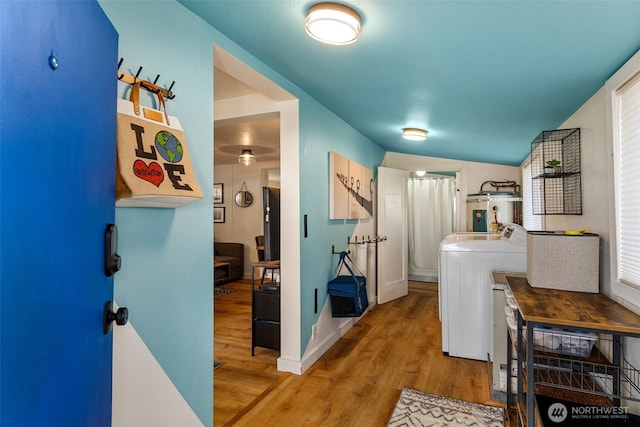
117;58;175;100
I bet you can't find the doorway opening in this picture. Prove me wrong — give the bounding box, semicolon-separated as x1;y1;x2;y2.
212;46;301;423
407;171;458;282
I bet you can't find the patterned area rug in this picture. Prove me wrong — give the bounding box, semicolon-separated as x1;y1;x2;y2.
214;287;236;297
387;388;505;427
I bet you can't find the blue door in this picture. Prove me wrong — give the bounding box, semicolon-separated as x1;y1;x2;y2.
0;1;118;425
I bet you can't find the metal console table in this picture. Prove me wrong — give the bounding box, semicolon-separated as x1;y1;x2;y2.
506;276;640;426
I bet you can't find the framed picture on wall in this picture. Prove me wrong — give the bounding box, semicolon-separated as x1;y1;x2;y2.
213;207;225;223
213;183;223;204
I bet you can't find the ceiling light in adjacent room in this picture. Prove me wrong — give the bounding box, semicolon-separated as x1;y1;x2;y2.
416;170;426;177
305;2;361;45
238;149;256;166
402;128;428;141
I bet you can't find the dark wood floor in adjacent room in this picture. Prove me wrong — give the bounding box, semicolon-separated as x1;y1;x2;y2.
214;280;508;426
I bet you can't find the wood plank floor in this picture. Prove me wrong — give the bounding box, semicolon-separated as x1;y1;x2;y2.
214;280;508;426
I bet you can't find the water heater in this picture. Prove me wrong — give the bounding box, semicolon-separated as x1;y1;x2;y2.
466;192;522;232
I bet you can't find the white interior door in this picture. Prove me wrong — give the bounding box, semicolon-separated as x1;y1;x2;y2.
377;167;408;304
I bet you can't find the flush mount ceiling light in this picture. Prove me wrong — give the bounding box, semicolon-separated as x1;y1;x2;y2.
402;128;429;141
305;2;361;45
238;149;256;166
415;170;426;177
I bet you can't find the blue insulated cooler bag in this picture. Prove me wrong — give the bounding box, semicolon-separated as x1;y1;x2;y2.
327;251;368;317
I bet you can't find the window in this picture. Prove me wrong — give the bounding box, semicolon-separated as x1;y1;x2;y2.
613;71;640;289
522;159;543;231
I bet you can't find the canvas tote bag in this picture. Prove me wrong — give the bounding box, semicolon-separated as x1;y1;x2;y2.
116;82;203;207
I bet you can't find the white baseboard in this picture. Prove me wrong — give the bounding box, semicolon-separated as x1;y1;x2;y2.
408;267;438;282
302;319;355;371
276;356;303;374
278;301;372;375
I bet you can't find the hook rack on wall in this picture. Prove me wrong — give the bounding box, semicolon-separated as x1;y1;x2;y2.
331;245;349;255
342;235;387;296
347;235;387;245
332;235;387;255
117;58;176;100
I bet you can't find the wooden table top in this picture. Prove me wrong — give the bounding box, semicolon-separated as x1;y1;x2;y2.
253;260;280;268
214;261;230;268
507;275;640;336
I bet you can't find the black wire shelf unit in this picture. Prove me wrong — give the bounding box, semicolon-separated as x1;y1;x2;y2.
530;128;582;215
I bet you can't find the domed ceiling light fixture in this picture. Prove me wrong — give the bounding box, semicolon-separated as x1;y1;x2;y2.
402;128;429;141
238;149;256;166
305;2;361;45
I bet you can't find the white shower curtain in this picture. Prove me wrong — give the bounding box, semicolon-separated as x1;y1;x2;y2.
408;176;456;281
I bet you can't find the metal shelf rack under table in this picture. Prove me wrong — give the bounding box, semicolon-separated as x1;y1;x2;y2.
506;276;640;426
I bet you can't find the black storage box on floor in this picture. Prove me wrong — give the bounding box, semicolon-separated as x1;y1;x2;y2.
328;251;369;317
253;319;280;350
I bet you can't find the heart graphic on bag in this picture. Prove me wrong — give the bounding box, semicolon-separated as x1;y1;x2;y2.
133;159;164;187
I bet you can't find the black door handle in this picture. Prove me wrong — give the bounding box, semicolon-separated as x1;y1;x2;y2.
105;224;122;277
103;301;128;334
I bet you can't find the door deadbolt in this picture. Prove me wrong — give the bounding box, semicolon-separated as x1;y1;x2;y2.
103;301;128;334
105;224;121;277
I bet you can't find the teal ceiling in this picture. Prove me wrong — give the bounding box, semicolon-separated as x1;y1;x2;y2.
179;0;640;166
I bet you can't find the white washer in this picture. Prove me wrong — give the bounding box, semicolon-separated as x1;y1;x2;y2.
438;224;526;361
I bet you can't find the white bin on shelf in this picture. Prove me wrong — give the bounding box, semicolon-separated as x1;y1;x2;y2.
532;326;597;357
504;305;516;325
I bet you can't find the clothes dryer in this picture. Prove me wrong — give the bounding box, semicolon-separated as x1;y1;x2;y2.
438;224;526;361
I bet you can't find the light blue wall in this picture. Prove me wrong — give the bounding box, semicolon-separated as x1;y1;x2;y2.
99;1;214;425
100;0;385;424
298;101;385;350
